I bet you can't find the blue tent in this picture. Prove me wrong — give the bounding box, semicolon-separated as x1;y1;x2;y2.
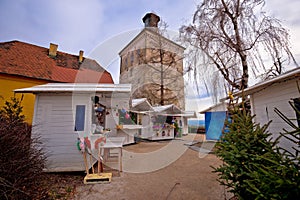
205;111;227;140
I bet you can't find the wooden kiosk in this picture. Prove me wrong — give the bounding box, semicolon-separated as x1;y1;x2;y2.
14;83;133;172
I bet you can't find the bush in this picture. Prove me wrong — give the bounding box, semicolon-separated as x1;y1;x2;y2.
214;104;299;199
0;97;47;199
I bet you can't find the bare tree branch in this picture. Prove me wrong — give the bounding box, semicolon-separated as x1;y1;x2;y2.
180;0;298;100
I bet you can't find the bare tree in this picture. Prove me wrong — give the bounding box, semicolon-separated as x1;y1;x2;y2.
180;0;298;97
143;47;184;106
132;21;186;109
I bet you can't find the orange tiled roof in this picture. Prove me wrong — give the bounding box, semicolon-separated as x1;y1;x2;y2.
0;40;114;84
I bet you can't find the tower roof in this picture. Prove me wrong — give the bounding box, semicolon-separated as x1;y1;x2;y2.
142;13;160;28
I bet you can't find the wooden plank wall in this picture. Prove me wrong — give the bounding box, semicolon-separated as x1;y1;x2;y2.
32;94;88;172
252;79;300;152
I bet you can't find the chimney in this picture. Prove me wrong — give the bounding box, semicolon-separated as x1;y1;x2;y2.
142;13;160;28
49;43;58;57
79;50;84;63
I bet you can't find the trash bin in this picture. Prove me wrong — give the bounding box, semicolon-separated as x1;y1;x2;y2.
177;128;183;137
134;135;141;143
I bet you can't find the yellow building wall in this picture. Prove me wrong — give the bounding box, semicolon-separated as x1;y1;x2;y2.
0;74;49;124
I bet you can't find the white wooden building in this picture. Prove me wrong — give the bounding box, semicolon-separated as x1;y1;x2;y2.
15;83;133;172
233;67;300;152
15;84;196;172
131;100;196;140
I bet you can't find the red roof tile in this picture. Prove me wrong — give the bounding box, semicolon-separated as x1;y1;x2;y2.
0;40;114;84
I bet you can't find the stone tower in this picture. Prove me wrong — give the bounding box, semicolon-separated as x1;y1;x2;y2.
119;13;185;110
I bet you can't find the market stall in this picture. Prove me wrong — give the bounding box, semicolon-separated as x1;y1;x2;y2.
14;83;134;172
129;98;153;141
151;105;182;140
130;99;196;140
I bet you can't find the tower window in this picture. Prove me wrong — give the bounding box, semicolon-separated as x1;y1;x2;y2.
124;57;128;68
130;52;134;65
130;68;133;76
137;49;142;64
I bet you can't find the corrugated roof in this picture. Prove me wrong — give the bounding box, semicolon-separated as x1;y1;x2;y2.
132;98;148;107
131;98;196;117
131;98;153;112
167;111;197;117
0;40;114;83
199;102;228;113
152;104;182;114
231;67;300;98
14;83;131;93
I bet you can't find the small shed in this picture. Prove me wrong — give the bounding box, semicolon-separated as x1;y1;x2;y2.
130;99;196;140
140;104;196;140
200;102;228;140
232;67;300;152
15;83;132;172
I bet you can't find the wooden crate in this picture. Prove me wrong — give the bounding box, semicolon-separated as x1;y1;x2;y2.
83;173;112;184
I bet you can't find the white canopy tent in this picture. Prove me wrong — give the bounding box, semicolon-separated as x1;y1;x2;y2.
129;99;196;140
131;98;154;113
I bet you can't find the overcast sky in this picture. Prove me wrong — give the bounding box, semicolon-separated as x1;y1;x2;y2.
1;0;299;113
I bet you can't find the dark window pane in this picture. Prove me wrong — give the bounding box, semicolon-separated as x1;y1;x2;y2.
75;105;85;131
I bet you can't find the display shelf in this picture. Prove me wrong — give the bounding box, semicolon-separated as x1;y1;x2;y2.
149;127;174;140
116;124;143;130
122;125;143;129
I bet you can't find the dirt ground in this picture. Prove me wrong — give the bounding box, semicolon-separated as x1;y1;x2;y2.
72;134;232;200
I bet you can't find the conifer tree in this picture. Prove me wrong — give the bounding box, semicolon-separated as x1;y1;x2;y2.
214;103;299;199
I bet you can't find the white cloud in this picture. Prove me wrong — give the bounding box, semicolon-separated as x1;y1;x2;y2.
265;0;300;26
88;29;140;83
0;0;105;54
185;96;213;119
265;0;300;64
1;0;299;88
37;0;105;54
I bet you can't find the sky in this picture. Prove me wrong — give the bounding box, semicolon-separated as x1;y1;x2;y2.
1;0;300;115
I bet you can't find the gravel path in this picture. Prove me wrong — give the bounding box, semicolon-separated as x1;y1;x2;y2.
73;134;231;200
